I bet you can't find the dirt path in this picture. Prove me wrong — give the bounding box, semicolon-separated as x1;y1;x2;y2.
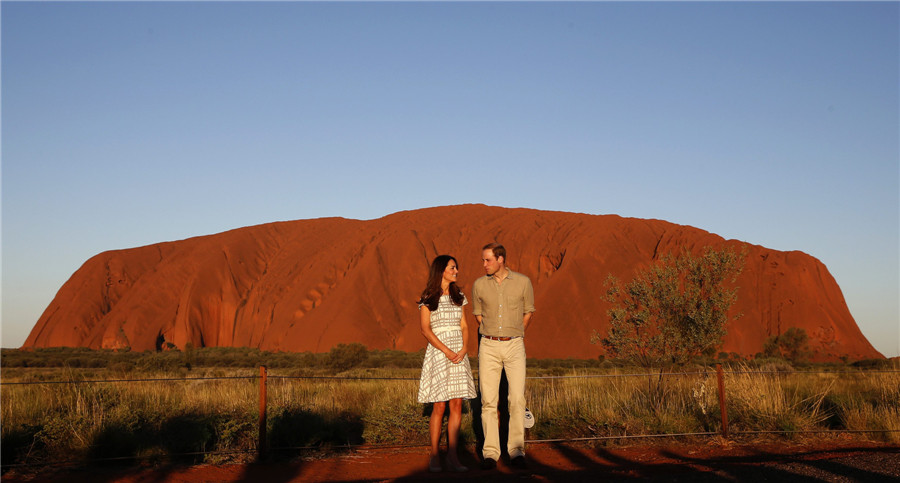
6;439;899;482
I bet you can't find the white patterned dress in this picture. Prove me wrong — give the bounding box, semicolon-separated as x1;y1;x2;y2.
417;294;478;403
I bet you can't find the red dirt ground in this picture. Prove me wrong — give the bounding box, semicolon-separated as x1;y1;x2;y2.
5;438;899;482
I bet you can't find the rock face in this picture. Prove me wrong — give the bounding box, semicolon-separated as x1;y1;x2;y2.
23;205;882;361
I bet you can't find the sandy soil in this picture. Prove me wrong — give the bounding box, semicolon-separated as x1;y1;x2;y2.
5;437;899;482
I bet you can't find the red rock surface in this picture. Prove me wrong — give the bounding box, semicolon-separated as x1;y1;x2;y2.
22;205;883;360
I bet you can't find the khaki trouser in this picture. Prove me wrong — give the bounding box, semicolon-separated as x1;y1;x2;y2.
478;337;526;460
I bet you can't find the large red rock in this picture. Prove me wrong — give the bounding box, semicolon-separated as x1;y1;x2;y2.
23;205;883;361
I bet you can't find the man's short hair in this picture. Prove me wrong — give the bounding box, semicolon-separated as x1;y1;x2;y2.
483;242;506;262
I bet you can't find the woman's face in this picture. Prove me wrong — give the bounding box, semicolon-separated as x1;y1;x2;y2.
442;259;459;286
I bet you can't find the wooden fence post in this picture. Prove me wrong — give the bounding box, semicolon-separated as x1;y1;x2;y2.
716;363;729;438
259;365;268;460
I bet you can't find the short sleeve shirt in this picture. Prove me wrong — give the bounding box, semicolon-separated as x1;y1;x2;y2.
472;269;535;338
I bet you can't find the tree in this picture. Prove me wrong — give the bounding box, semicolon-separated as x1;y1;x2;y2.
326;343;369;372
763;327;811;362
182;341;196;370
592;246;745;367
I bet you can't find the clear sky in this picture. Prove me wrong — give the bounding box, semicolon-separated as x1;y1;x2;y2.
2;2;898;357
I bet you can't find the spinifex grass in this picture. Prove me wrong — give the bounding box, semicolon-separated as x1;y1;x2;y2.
266;373;429;449
723;365;900;442
1;368;261;466
2;365;897;469
525;369;720;440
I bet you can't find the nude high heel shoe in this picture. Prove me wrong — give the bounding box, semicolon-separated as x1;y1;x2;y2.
447;457;469;472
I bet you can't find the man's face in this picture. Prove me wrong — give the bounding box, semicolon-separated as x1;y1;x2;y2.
482;249;503;276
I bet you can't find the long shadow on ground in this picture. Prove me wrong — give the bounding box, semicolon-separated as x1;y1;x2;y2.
389;443;900;483
1;407;366;483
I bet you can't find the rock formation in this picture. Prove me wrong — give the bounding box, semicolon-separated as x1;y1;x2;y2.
23;205;882;361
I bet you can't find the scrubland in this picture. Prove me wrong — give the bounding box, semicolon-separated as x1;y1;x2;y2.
1;347;897;469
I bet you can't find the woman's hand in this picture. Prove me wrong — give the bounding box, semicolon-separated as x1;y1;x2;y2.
454;346;468;364
444;349;460;363
446;349;466;364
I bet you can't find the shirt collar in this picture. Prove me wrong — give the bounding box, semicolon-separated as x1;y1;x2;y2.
486;269;515;281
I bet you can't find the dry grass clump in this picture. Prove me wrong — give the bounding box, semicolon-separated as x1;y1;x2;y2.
1;368;260;466
526;369;720;440
723;365;899;442
267;376;428;447
725;366;832;433
826;371;900;443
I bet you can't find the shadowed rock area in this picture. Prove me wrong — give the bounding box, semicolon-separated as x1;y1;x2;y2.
23;205;882;360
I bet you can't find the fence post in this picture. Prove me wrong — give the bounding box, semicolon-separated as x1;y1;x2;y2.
716;363;728;438
259;365;268;460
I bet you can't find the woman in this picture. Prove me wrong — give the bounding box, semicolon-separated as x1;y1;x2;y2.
416;255;477;473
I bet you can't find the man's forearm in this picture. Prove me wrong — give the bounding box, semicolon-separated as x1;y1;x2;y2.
522;312;533;331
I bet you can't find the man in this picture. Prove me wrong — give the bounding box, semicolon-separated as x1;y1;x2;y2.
472;242;535;470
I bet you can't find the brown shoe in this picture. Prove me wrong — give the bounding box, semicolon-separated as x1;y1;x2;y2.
480;458;497;470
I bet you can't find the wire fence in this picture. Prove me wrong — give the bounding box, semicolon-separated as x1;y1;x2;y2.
2;366;898;469
5;368;900;386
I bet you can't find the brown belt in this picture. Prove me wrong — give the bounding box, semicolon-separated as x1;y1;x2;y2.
481;335;520;341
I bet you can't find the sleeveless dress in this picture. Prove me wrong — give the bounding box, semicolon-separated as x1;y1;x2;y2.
417;294;478;403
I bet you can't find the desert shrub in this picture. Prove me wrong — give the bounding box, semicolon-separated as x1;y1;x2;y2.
89;419;142;463
594;246;745;367
851;358;895;370
158;413;218;459
530;358;604;371
820;393;850;429
23;357;47;368
326;343;369;372
763;327;812;362
744;358;796;372
366;349;424;369
108;361;136;374
362;400;429;444
213;417;254;455
1;423;41;465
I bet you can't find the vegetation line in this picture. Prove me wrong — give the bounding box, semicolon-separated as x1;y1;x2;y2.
270;375;419;381
735;429;900;435
5;369;900;387
0;375;256;386
728;370;900;375
527;372;712;379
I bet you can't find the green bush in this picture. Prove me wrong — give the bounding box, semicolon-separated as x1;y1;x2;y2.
763;327;812;362
326;343;369;372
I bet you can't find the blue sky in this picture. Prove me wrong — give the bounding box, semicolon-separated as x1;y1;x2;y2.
2;2;898;357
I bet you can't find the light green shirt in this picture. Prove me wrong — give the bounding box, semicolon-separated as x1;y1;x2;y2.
472;269;535;338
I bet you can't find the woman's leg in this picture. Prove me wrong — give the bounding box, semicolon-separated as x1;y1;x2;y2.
447;398;463;464
429;401;447;458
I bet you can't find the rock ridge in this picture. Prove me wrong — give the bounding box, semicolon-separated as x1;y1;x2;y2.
23;204;882;361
